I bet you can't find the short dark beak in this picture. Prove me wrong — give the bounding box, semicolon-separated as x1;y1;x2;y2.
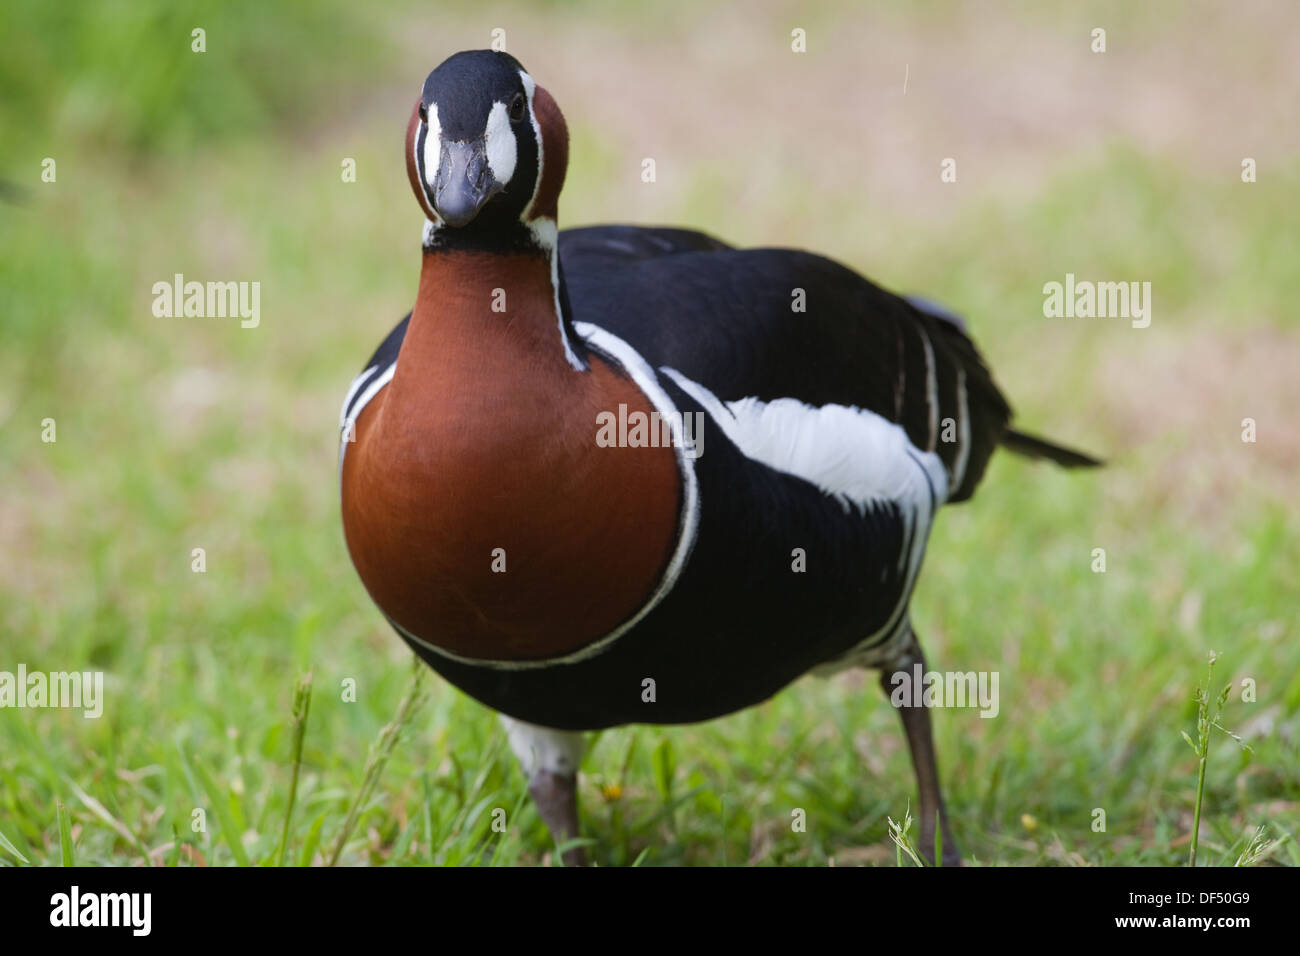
433;139;501;227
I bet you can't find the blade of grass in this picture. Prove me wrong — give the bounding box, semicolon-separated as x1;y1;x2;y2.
64;778;151;863
168;824;183;868
1186;654;1214;867
57;800;74;866
651;737;676;836
0;824;31;864
275;671;313;866
888;804;925;867
298;812;327;867
554;836;598;864
1183;651;1252;867
326;657;428;866
190;758;252;866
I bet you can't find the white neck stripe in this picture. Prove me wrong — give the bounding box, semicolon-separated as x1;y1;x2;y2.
529;218;585;371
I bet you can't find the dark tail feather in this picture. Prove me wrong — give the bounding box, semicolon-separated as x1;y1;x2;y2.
1001;429;1103;468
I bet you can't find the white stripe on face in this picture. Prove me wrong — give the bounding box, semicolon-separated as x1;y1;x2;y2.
422;102;442;194
519;70;543;219
483;100;517;184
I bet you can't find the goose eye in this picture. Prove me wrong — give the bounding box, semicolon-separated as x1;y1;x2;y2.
508;93;526;123
418;102;427;121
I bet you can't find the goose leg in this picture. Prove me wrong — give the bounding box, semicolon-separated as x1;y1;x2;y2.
880;632;962;866
501;716;588;866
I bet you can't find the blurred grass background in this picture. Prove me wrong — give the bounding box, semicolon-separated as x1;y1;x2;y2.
1;0;1296;866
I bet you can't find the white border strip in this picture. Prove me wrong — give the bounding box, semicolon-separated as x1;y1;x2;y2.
338;363;396;470
340;365;379;428
529;218;585;371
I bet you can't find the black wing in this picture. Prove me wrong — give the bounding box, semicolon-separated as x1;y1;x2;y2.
560;227;1012;501
558;224;733;263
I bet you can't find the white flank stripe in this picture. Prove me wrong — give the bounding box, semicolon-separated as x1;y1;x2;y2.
659;368;947;674
659;368;949;514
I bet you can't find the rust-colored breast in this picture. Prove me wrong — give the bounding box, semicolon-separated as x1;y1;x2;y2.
341;253;681;662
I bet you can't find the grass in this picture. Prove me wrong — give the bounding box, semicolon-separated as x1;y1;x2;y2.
1182;652;1259;867
324;660;426;867
1;0;1297;866
275;670;312;866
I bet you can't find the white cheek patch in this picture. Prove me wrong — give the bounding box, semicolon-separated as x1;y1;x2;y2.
422;103;442;192
483;101;517;184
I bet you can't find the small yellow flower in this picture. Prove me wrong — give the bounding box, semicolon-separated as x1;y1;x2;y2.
601;783;623;802
1021;813;1039;832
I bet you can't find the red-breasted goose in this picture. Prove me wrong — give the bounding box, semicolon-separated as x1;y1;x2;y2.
339;50;1100;866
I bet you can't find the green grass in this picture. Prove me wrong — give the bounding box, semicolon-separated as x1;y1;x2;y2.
1;1;1297;866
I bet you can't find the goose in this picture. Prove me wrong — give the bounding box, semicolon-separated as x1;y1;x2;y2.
339;49;1099;866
